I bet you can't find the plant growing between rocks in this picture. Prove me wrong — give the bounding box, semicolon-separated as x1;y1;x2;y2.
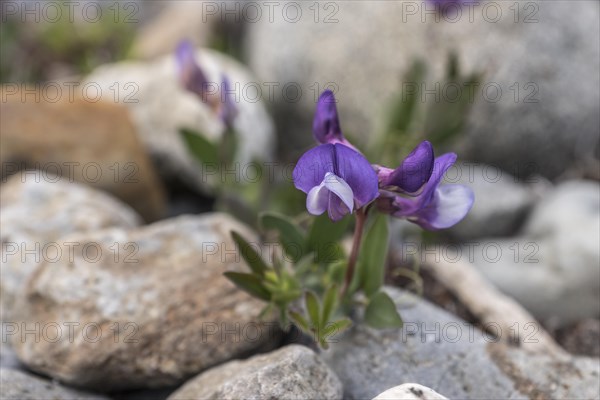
172;39;478;349
224;90;475;348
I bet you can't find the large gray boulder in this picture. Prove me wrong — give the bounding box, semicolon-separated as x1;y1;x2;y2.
0;176;141;321
469;181;600;326
245;0;600;178
11;213;277;391
323;287;600;399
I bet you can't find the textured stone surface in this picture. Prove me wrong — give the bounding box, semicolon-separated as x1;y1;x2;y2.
246;0;600;178
0;368;108;400
445;162;536;240
168;345;343;400
0;176;141;320
130;1;218;60
323;287;600;399
0;90;166;221
11;213;277;391
488;345;600;399
373;383;448;400
469;181;600;326
84;49;275;192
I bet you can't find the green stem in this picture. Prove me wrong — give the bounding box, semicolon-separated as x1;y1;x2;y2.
342;208;367;295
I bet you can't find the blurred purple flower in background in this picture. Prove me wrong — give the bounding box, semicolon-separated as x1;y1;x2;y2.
293;143;379;221
427;0;477;15
175;40;213;105
376;144;474;230
175;40;238;129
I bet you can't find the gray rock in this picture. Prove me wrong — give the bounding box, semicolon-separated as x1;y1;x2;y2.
246;1;600;179
323;287;600;399
373;383;448;399
0;325;21;370
469;181;600;326
84;49;275;192
0;175;141;321
524;180;599;238
488;346;600;399
11;213;278;391
168;345;343;400
0;368;108;400
445;162;536;239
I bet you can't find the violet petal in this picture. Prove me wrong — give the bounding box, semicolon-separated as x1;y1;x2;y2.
333;144;380;208
313;90;343;144
385;141;435;193
410;184;474;230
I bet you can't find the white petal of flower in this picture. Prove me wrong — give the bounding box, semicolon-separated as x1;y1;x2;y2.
322;172;355;213
306;180;329;215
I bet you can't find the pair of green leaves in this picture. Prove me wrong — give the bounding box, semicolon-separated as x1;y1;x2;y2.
289;286;352;349
225;231;301;313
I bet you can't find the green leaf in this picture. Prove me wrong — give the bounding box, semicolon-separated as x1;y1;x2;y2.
220;127;238;166
320;318;352;349
259;212;306;262
323;318;352;338
231;231;269;276
327;259;348;286
364;291;403;329
321;284;338;327
179;128;219;166
294;253;316;277
356;212;390;297
307;214;350;263
289;311;310;332
258;303;275;320
305;291;321;328
223;272;271;301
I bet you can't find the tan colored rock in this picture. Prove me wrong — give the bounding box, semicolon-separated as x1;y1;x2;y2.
0;88;166;221
168;345;343;400
0;175;141;320
12;213;277;391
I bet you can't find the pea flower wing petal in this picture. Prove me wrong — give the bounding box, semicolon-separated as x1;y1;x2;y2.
385;141;434;193
410;184;474;230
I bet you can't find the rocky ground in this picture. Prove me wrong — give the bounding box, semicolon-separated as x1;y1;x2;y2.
1;1;599;398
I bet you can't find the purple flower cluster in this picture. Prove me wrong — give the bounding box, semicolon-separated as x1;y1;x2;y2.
293;90;474;229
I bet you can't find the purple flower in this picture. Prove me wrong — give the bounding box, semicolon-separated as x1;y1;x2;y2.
293;143;379;221
376;141;435;193
313;90;357;150
175;40;213;104
377;144;474;230
176;40;238;128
